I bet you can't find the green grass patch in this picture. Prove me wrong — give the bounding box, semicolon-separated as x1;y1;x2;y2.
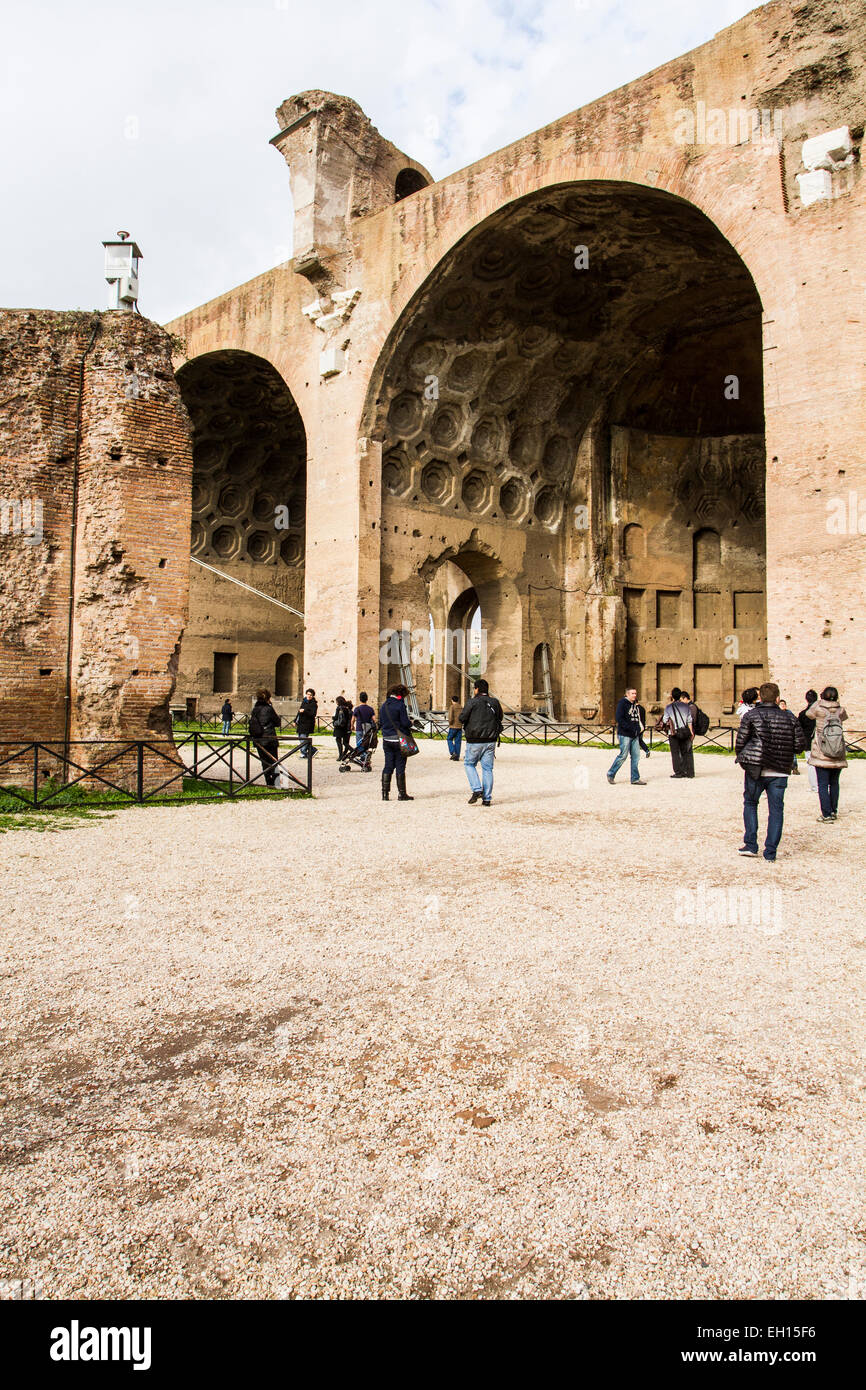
0;775;310;826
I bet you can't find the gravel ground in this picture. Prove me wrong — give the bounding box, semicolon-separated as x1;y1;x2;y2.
1;740;864;1301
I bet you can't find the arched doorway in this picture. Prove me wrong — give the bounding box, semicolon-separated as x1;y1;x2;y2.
422;547;521;713
274;652;299;699
174;351;306;718
364;180;766;719
445;586;479;705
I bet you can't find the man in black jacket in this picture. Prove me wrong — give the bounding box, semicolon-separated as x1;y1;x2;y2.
295;688;318;759
460;679;504;805
606;687;647;785
735;681;805;861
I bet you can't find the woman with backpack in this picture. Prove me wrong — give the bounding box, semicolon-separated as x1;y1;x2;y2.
805;686;848;822
332;696;351;760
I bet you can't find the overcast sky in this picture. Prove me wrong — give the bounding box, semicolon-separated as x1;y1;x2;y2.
1;0;760;325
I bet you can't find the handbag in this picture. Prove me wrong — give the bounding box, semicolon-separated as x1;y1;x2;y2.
382;703;419;756
666;704;690;741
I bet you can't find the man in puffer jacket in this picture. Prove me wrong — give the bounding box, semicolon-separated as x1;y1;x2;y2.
735;681;805;861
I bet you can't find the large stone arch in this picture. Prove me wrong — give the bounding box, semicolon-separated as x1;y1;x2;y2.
363;179;767;717
174;349;308;717
368;157;776;385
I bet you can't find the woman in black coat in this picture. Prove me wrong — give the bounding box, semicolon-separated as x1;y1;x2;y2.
378;683;414;801
250;688;280;786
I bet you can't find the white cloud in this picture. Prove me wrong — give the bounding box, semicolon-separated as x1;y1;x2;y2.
0;0;759;324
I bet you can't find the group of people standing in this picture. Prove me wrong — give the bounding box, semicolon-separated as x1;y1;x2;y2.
247;673;851;847
734;683;849;859
604;677;851;864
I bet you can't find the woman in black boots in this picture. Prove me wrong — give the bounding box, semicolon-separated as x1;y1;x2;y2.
378;683;414;801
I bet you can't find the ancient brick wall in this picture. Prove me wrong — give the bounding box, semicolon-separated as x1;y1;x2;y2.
0;310;193;780
168;0;866;719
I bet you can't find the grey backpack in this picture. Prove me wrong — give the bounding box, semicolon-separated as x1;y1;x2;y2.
817;712;845;761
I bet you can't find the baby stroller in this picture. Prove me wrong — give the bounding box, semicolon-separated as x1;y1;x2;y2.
338;722;377;773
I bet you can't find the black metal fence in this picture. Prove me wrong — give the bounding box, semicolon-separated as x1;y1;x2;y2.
0;734;312;812
171;710;866;756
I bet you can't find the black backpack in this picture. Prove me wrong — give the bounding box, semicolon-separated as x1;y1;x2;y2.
692;705;710;736
249;707;264;738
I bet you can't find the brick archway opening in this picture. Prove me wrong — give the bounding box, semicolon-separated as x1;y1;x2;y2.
175;350;306;719
367;180;767;720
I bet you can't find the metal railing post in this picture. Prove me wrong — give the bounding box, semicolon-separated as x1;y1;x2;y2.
245;737;250;783
33;743;39;806
193;731;198;779
136;741;144;802
228;736;234;796
307;741;313;794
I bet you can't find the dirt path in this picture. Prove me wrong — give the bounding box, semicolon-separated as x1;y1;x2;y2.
1;742;864;1299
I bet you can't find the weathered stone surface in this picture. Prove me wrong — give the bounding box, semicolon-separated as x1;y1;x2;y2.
166;0;866;720
0;309;192;771
3;0;861;730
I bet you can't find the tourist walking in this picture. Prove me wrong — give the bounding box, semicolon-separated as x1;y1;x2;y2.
460;678;504;805
332;696;351;759
295;688;318;759
220;698;233;735
249;688;280;787
735;681;805;861
798;689;819;791
447;694;463;760
805;686;848;822
607;687;647;785
352;691;377;749
662;688;695;779
379;683;415;801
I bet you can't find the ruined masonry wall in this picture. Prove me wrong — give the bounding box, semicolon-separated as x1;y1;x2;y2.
0;310;193;756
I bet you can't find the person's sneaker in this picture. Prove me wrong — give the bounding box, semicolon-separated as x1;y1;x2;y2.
831;812;839;820
468;791;481;804
670;774;683;779
482;800;491;806
631;779;647;785
817;815;834;823
738;845;759;856
450;754;459;761
606;774;615;784
763;854;776;863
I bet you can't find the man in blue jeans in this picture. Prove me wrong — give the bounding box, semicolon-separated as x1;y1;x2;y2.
735;681;805;861
607;687;647;786
459;678;504;806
